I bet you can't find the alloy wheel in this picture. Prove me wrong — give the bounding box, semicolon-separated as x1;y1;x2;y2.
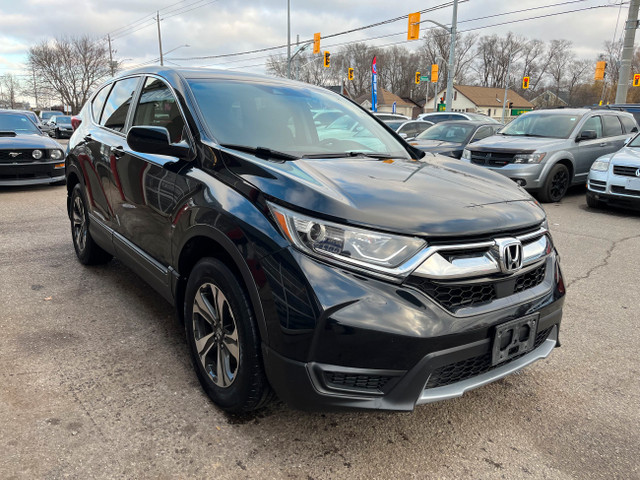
72;195;87;252
192;283;240;388
550;169;569;201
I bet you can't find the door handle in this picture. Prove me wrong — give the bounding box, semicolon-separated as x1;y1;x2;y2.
112;146;126;158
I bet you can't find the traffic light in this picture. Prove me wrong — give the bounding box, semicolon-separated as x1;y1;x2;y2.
313;33;321;54
522;76;530;89
431;64;439;83
323;51;330;68
415;71;421;84
407;12;421;41
348;67;354;81
595;61;606;81
634;73;640;87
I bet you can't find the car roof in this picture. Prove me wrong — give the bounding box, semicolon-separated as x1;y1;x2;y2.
525;108;625;116
430;120;497;126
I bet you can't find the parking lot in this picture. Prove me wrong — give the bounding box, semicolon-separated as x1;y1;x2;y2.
1;150;639;479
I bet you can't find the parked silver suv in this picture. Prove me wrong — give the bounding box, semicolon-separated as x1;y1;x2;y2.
461;109;638;202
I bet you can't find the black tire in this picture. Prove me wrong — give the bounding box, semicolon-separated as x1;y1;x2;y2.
69;184;112;265
539;163;570;203
184;258;271;413
54;128;59;139
586;191;605;209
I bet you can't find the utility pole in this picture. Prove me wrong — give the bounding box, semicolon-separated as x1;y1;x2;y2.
157;11;164;66
615;0;640;103
445;0;458;112
107;34;115;76
287;0;291;79
502;55;512;123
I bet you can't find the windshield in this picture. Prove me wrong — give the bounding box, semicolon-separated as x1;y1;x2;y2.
188;79;410;159
0;114;41;134
41;111;62;121
56;116;72;123
500;112;582;139
416;123;474;143
628;134;640;147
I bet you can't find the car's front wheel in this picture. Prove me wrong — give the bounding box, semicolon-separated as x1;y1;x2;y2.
586;191;606;209
539;163;570;203
70;184;112;265
184;258;271;412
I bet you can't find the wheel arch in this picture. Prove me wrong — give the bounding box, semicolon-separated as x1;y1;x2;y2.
174;226;269;345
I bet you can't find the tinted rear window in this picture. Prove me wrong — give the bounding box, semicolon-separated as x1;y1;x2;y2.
619;115;637;133
602;115;622;137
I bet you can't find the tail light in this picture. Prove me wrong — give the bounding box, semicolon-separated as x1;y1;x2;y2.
71;116;82;131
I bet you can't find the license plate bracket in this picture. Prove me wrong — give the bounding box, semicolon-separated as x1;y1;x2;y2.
491;314;538;366
625;177;640;192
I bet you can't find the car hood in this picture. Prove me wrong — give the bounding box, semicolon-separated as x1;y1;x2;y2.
411;140;462;152
0;133;63;149
222;150;545;238
599;146;640;165
471;135;566;152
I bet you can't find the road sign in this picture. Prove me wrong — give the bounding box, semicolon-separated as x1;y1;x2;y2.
634;74;640;87
392;102;397;114
420;75;430;81
522;76;530;89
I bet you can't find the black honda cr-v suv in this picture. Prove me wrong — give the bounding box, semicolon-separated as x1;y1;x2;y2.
65;67;565;412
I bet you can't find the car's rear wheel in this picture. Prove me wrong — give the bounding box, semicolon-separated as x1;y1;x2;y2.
586;191;606;209
184;258;271;412
70;184;112;265
539;164;570;203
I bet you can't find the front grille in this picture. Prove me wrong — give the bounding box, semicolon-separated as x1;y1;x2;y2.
324;372;391;392
611;185;640;197
0;149;48;163
470;151;516;167
424;327;553;389
408;263;547;313
613;165;640;177
588;179;606;191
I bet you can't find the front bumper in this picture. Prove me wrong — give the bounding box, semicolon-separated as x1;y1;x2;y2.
0;159;65;186
461;159;546;190
588;171;640;209
260;247;565;411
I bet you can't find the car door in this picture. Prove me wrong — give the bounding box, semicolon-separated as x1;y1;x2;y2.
602;114;629;153
574;114;605;180
109;75;190;300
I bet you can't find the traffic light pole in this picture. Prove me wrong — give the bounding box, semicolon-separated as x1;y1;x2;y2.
615;0;640;104
445;0;458;112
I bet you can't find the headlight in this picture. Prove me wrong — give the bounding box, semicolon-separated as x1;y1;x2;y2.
461;148;471;160
269;203;426;272
590;159;610;172
513;152;546;164
32;149;43;159
50;149;63;160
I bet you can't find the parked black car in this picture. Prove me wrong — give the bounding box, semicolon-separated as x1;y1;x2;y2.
66;67;565;412
409;120;502;159
0;111;66;186
48;115;74;138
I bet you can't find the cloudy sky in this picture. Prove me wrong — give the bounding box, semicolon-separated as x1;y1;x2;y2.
0;0;631;82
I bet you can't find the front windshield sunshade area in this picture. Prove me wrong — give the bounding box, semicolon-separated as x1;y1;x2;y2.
500;113;582;139
0;114;40;134
417;123;473;143
187;79;410;159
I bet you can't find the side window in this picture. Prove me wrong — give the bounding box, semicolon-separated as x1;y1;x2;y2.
100;77;140;132
619;115;638;133
602;115;623;137
580;116;602;138
91;84;111;124
471;126;493;142
133;77;186;144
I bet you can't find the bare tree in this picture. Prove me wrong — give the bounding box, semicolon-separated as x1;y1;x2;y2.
547;40;574;100
421;28;477;88
0;73;21;109
28;36;112;113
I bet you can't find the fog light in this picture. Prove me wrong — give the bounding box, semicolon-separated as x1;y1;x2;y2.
514;179;527;186
32;149;43;159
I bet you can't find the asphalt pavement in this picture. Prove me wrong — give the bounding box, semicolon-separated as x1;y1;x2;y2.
1;171;639;479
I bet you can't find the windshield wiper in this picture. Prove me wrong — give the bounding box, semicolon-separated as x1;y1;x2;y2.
220;144;298;161
302;151;406;159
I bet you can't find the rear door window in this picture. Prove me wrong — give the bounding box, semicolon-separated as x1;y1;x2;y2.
100;77;140;133
91;84;112;124
133;77;186;144
602;115;623;137
619;115;638;133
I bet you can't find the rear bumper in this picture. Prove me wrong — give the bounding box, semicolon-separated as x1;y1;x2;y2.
0;160;65;186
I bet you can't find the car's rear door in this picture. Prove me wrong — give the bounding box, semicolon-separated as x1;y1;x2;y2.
574;114;605;180
108;75;191;301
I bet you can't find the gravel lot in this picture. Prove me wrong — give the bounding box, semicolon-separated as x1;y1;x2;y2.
1;163;639;479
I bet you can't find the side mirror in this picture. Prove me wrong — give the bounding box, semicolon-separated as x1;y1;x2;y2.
576;130;597;142
71;116;82;131
127;126;191;161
